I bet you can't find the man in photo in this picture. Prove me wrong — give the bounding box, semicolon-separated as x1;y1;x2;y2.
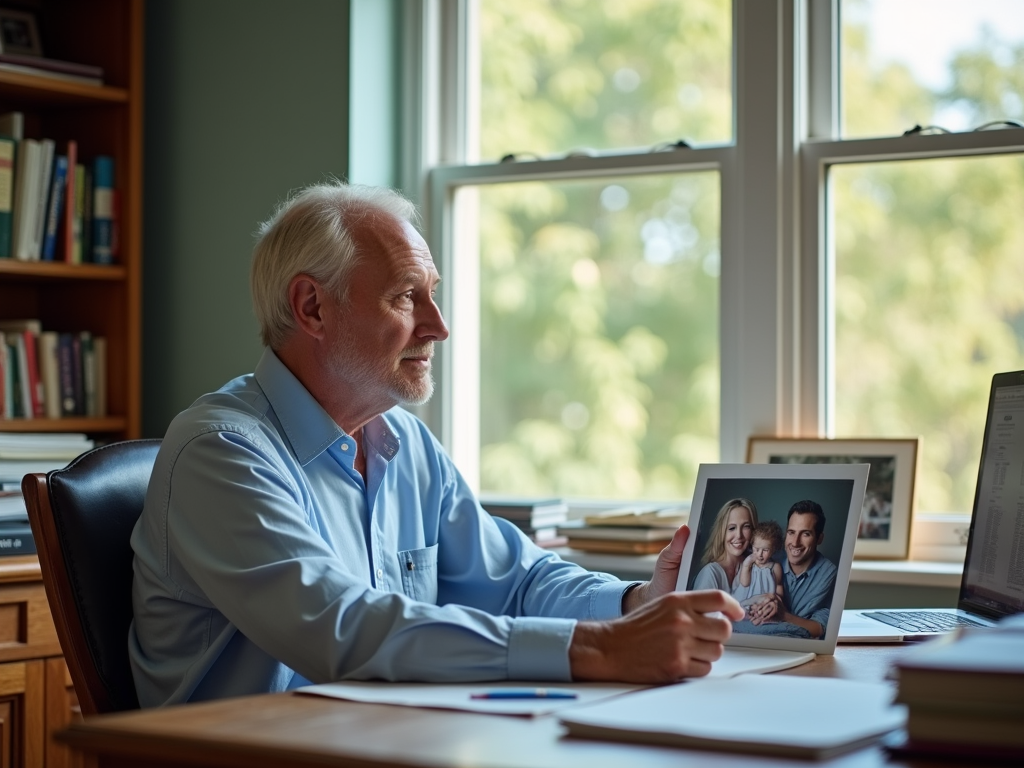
747;500;836;639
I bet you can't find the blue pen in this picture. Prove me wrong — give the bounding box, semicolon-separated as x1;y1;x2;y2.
470;688;578;700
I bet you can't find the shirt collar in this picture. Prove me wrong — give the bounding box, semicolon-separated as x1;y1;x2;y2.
254;348;344;465
254;348;403;466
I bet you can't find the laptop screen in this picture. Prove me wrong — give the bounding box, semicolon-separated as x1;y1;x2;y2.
959;371;1024;618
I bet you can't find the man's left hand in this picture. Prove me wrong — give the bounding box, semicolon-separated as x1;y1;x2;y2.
623;525;689;613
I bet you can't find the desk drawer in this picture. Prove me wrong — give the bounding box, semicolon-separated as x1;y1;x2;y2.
0;582;61;663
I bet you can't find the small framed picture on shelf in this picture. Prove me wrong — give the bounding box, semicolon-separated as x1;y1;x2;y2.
0;7;42;56
746;437;920;560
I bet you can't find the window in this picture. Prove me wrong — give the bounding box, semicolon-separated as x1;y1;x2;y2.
414;0;1024;515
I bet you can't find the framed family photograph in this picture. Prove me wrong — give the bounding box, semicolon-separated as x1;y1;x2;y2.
746;437;919;559
676;462;869;654
0;7;42;56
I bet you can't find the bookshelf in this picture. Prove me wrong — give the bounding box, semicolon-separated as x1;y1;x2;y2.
0;0;143;441
0;2;142;766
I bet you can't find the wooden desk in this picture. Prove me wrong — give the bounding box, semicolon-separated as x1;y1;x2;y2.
56;645;944;768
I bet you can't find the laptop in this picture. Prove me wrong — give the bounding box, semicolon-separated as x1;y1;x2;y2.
840;370;1024;642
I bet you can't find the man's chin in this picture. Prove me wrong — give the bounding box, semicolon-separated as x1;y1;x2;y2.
395;378;435;407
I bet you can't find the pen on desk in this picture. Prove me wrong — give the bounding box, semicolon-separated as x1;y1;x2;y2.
470;688;578;700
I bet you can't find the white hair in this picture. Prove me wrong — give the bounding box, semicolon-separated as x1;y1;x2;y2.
250;180;419;349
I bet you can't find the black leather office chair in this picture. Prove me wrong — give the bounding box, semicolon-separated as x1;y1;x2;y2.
22;439;161;716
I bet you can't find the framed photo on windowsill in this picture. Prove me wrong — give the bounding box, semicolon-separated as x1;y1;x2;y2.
746;437;920;560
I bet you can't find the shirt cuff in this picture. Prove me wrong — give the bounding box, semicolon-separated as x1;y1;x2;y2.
507;617;576;681
590;580;643;619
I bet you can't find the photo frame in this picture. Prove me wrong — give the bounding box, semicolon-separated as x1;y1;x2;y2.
0;8;42;56
676;462;868;654
746;437;919;560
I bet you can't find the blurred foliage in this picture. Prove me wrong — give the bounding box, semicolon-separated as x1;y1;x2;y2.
476;0;1024;511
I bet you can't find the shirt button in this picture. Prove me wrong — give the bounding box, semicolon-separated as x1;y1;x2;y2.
376;568;383;580
341;444;349;452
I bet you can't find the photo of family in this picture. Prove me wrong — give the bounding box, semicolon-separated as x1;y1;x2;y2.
683;475;858;642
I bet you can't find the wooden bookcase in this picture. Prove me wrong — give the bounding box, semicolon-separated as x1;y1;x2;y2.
0;2;142;765
0;0;143;440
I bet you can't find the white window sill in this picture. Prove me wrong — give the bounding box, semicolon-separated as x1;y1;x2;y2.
555;548;963;589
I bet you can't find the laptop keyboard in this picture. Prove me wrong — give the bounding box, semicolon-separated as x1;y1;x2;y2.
862;610;987;633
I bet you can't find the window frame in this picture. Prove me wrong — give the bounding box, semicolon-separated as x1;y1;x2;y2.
403;0;1024;503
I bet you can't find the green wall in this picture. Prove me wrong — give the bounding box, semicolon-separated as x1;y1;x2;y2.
142;0;351;436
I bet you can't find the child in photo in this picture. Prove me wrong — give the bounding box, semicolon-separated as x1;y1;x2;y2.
733;520;784;616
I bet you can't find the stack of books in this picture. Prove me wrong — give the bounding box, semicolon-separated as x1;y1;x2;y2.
478;496;569;547
0;319;107;420
0;431;94;557
0;111;118;265
558;507;688;554
890;615;1024;761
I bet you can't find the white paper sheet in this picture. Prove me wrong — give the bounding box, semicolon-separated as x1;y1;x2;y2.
296;649;813;717
296;680;641;716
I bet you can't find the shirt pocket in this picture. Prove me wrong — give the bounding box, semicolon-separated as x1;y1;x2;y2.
397;544;439;604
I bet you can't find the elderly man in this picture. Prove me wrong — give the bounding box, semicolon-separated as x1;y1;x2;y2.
128;182;742;707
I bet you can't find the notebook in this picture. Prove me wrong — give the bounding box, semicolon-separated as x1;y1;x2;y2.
840;370;1024;642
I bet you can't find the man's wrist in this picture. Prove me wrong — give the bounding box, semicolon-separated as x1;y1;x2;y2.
621;582;645;614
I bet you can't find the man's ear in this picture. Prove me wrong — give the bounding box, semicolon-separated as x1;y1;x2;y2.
288;274;328;340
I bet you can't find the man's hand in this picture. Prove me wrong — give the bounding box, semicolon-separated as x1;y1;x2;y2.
570;590;744;683
622;525;689;613
748;593;782;625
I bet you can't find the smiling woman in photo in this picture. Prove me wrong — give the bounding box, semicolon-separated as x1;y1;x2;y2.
691;498;758;592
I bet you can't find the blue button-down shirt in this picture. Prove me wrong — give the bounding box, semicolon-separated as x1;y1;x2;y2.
129;349;629;707
782;552;836;635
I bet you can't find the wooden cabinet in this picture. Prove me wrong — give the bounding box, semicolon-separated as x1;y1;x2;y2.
0;0;143;440
0;555;72;768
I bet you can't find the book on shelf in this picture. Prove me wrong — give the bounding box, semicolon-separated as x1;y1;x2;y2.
38;331;60;419
0;489;27;522
478;495;569;528
0;52;103;86
31;138;55;261
560;537;669;555
91;155;115;263
0;321;105;421
41;153;68;261
581;506;688;527
888;615;1024;759
62;141;77;263
10;137;40;261
557;522;679;542
0;112;23;142
558;505;687;554
0;134;13;259
0;431;95;458
0;520;34;557
0;455;78;483
0;431;95;485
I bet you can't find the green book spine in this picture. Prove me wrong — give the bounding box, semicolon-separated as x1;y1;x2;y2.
0;137;14;258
